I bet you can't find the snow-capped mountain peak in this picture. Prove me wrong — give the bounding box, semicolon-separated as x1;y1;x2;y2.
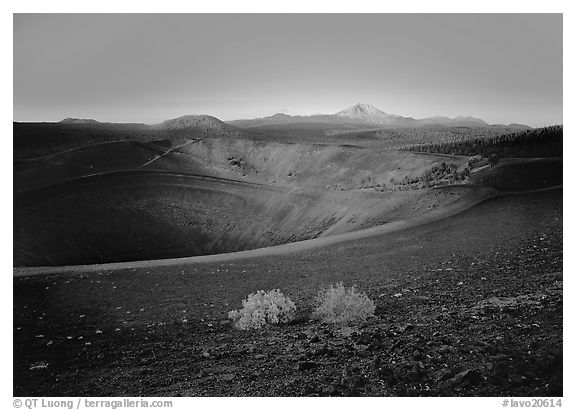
335;103;417;125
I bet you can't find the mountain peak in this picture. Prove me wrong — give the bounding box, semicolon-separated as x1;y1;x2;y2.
355;103;377;109
334;103;420;126
268;113;293;119
337;103;388;117
352;103;377;110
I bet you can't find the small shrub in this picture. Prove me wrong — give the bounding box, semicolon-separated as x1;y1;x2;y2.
228;289;296;330
313;282;375;325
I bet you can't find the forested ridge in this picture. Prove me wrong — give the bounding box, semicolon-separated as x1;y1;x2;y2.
404;125;562;158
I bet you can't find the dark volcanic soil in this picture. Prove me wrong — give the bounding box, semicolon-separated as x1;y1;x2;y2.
13;189;562;396
14;137;475;267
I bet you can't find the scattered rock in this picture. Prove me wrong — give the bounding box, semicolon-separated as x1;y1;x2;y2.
471;295;543;314
438;345;453;354
313;344;333;357
388;339;402;352
433;368;455;382
29;362;49;370
322;384;339;396
336;326;357;338
322;329;334;338
398;323;414;333
219;373;236;381
509;374;526;386
218;320;233;329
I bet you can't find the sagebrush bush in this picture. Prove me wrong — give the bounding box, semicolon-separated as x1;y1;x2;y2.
228;289;296;330
313;282;375;325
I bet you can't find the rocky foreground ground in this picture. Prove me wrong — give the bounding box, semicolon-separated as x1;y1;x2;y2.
13;189;562;396
164;235;562;397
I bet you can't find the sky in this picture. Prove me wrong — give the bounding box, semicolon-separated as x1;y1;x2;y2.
13;14;562;127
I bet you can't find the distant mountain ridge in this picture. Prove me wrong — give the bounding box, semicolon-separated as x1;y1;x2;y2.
418;115;489;127
228;103;530;129
59;118;100;124
228;111;380;130
53;104;531;133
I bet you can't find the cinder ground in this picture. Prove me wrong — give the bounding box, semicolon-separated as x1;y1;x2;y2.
13;187;562;396
13;126;563;396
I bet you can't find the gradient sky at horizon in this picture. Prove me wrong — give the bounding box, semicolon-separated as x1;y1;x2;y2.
14;14;562;127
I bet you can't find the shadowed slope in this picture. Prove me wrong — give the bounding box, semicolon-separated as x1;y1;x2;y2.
13;125;560;268
14;168;487;267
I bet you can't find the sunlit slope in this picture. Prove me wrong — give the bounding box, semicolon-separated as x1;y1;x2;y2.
14;137;470;191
